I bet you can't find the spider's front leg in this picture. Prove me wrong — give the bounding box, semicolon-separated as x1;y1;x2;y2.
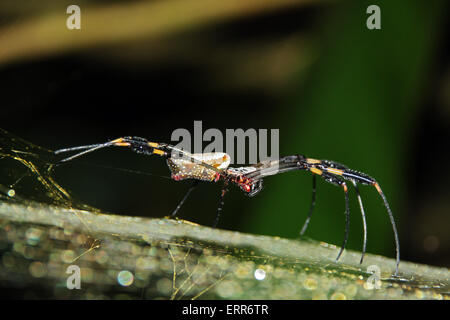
307;159;400;276
305;159;368;264
299;174;316;236
299;158;369;264
308;169;350;262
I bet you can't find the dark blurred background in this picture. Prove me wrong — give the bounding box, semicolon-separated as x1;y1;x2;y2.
1;0;449;269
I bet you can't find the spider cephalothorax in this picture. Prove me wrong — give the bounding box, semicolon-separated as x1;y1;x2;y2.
226;167;263;196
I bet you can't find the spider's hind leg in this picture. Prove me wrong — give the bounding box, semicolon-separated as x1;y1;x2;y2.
170;180;200;218
212;181;229;228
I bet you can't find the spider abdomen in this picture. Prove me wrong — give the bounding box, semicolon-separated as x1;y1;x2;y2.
167;152;230;182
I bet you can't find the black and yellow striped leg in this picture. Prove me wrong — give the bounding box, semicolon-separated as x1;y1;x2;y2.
213;181;229;228
307;166;350;262
352;180;367;264
300;174;317;236
54;136;169;163
171;180;200;218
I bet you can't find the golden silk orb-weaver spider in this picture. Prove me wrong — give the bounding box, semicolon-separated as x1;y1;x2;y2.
55;136;400;276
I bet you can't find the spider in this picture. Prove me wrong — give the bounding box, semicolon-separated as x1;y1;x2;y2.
54;136;400;276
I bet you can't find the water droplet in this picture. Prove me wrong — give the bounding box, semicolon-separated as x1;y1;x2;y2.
254;268;266;281
117;270;134;287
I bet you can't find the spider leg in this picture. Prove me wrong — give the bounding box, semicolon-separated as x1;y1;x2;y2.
54;142;117;163
213;181;229;228
314;171;350;262
171;180;200;218
352;180;367;264
54;136;228;178
300;174;316;236
322;161;400;275
246;156;351;259
245;155;400;275
373;182;400;276
333;177;350;262
54;136;167;163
